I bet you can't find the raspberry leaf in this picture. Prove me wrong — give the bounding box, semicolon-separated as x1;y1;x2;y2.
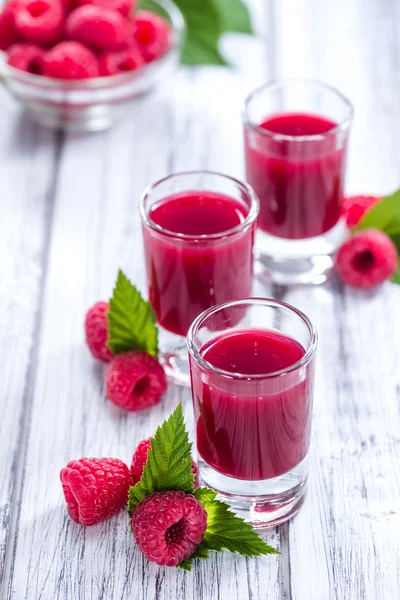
139;0;252;66
213;0;252;34
128;403;194;515
177;487;279;570
107;269;158;357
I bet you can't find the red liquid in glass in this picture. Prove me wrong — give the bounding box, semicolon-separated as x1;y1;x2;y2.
244;112;347;239
142;191;255;337
190;328;314;480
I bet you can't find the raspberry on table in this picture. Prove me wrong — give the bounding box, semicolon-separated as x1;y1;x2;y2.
84;301;113;362
98;45;143;75
335;229;398;289
131;491;207;566
7;42;45;74
60;457;131;525
343;195;381;228
65;5;130;51
0;0;22;51
131;438;152;484
131;438;199;487
106;351;167;412
14;0;63;46
71;0;134;17
133;10;171;62
43;40;99;78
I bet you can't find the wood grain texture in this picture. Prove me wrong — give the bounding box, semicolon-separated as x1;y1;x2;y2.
272;0;400;598
0;91;59;588
2;0;400;598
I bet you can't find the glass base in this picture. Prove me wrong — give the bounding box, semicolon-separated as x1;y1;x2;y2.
198;455;308;527
158;326;190;386
255;219;347;285
22;103;128;132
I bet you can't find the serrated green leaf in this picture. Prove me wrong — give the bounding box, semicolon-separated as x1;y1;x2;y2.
128;403;194;516
178;486;278;569
107;269;158;357
214;0;253;34
353;190;400;252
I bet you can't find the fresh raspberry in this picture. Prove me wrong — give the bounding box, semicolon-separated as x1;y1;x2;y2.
133;10;170;62
106;351;167;411
131;438;199;487
98;45;143;75
60;457;131;525
335;229;398;289
84;301;113;362
0;0;22;51
65;5;130;51
71;0;134;17
342;195;381;228
131;438;152;484
43;41;99;78
7;42;45;74
14;0;63;46
131;491;207;566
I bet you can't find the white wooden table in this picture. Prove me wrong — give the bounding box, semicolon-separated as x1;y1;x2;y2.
1;0;400;598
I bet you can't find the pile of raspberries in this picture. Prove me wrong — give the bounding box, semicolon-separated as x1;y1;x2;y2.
60;442;203;566
84;301;167;411
0;0;171;79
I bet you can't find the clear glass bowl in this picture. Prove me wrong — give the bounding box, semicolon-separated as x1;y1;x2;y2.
0;0;184;131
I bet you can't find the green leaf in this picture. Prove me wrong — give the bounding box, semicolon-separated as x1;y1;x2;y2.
213;0;253;34
140;0;227;65
174;0;227;66
128;403;194;516
178;487;279;569
107;269;158;357
353;190;400;254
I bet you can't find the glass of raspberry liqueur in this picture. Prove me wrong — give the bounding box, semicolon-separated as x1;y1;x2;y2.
188;298;317;527
140;171;259;385
243;79;353;284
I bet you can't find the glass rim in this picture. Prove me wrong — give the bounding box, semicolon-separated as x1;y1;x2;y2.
187;297;318;380
243;78;354;142
140;170;260;241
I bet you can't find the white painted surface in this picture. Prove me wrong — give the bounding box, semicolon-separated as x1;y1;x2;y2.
0;0;400;598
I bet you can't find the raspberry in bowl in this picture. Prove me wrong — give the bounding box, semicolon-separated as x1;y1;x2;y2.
0;0;184;130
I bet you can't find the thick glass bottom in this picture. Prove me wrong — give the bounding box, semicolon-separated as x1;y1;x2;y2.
158;326;190;386
198;455;308;527
255;219;347;285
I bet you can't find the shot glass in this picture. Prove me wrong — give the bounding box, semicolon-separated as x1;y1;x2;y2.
243;79;353;284
187;298;317;527
140;171;259;385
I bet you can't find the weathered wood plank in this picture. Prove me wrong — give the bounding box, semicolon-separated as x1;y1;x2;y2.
2;10;282;598
272;0;400;598
0;91;59;590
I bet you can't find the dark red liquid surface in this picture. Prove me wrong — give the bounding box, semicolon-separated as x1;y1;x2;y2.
244;112;348;239
190;328;315;480
149;191;246;235
142;191;255;337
